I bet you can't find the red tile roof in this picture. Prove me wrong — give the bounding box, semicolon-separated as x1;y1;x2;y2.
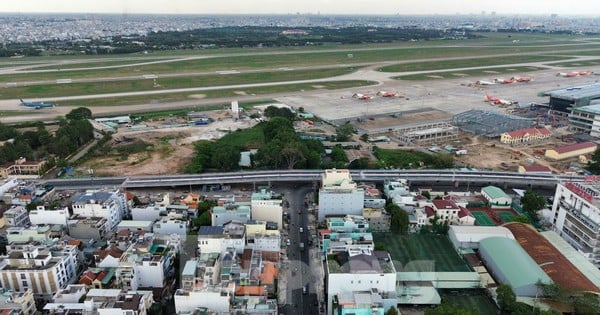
432;200;458;210
458;207;473;218
235;286;265;296
506;127;551;138
551;142;596;154
424;206;436;218
523;164;552;172
260;262;278;285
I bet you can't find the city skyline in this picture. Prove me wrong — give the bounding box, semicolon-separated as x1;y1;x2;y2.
1;0;600;16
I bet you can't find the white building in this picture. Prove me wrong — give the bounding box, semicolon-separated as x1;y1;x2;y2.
45;289;153;315
131;205;166;221
153;218;188;238
4;206;29;227
319;169;365;222
551;182;600;267
197;222;246;255
326;250;397;315
448;225;515;250
0;243;80;301
251;189;283;230
0;288;36;315
175;257;233;313
250;232;281;253
117;220;154;233
28;205;69;226
53;284;88;304
5;226;52;244
211;204;251;227
72;190;127;231
326;215;370;233
481;186;513;209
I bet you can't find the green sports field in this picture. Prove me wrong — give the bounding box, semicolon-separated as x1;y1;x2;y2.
498;211;516;223
472;211;496;226
373;233;470;272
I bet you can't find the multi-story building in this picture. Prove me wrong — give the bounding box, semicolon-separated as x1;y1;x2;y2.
0;242;79;301
318;169;365;222
72;190;127;231
131;205;166;221
153;218;188;238
326;215;370;233
568;104;600;138
0;288;36;315
44;289;153;315
362;208;391;232
67;216;110;241
499;127;551;145
52;284;87;303
198;222;246;255
5;226;53;244
3;206;29;227
0;158;47;179
28;205;69;226
251;189;283;230
320;231;374;254
325;250;397;315
211;204;251;227
175;256;234;313
551;181;600;267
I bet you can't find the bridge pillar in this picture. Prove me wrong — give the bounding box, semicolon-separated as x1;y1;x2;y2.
454;181;459;188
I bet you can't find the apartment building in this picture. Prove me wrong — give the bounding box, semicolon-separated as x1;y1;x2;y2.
551;181;600;267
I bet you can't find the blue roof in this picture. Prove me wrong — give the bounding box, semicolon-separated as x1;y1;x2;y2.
198;226;223;235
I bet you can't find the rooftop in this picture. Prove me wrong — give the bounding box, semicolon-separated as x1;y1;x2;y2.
543;83;600;101
504;223;599;293
73;191;114;205
482;186;509;199
550;141;596;154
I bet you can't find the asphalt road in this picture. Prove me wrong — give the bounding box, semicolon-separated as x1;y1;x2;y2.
281;185;320;315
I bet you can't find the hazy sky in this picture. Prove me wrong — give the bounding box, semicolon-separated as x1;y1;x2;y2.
0;0;599;16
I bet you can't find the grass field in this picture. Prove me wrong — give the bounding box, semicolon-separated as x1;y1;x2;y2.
441;290;499;315
472;211;496;226
545;59;600;67
0;67;358;99
396;66;545;80
379;55;569;72
4;41;600;83
373;233;470;272
498;211;516;223
57;80;375;107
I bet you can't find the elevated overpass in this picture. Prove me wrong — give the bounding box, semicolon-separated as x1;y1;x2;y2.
42;169;582;190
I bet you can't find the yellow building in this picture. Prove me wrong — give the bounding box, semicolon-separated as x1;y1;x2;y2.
500;127;552;145
0;158;47;179
545;142;597;160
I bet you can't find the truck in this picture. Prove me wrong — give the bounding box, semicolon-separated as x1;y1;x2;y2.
300;242;305;251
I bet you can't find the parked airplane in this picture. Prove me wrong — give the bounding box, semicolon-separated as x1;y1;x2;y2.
484;94;515;106
557;72;580;77
474;80;495;86
377;91;399;97
19;99;56;109
513;76;533;83
352;93;373;100
494;78;516;84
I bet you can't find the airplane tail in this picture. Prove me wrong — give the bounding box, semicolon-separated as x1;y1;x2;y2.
484;94;491;102
19;99;23;103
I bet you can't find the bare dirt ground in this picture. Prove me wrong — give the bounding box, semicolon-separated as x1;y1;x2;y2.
78;109;257;176
455;129;578;172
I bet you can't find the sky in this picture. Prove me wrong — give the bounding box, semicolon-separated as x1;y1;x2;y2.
0;0;599;16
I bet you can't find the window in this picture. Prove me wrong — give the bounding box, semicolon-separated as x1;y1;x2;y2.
20;274;26;279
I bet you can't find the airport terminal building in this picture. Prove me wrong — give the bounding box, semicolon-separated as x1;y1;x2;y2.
543;83;600;113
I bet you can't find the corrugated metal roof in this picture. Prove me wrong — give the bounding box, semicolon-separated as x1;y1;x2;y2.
481;186;509;199
544;83;600;101
480;237;552;289
552;141;596;154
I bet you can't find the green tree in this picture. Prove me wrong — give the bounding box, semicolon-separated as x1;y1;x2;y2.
424;302;475;315
385;306;399;315
573;292;600;315
360;133;369;142
511;215;530;224
66;107;93;120
386;203;409;234
335;123;355;142
211;144;241;171
330;145;348;163
521;189;546;221
587;148;600;174
281;142;305;169
262;117;294;140
496;284;516;312
421;191;431;200
348;157;370;169
193;211;211;227
263;106;295;121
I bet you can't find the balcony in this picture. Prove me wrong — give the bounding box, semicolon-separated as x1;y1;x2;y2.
562;204;600;234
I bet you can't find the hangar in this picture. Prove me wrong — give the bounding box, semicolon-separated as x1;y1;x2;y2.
452;110;533;138
448;225;514;251
542;83;600;113
479;237;552;297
